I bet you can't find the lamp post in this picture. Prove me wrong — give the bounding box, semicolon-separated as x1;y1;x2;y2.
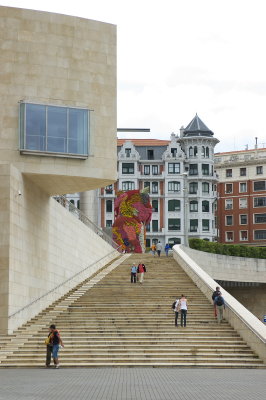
182;172;189;246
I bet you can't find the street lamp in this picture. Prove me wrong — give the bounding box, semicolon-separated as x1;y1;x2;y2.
182;172;189;246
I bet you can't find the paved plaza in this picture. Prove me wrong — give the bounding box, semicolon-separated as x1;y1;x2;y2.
0;368;265;400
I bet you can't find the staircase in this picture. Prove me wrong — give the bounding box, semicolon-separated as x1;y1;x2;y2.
0;254;264;368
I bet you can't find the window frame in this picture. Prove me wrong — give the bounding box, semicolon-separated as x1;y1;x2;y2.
144;165;150;175
168;218;181;231
239;182;247;193
168;199;181;212
106;199;113;213
256;166;263;175
189;200;198;212
254;213;266;224
225;183;233;194
254;181;266;191
122;163;135;174
254;197;266;207
225;215;233;226
20;102;89;158
189;182;198;194
168;162;180;174
122;181;135;191
239;214;248;225
168;181;180;193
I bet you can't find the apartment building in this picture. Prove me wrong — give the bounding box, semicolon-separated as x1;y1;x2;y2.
215;148;266;246
98;115;219;248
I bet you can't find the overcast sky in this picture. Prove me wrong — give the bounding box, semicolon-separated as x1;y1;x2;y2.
1;0;266;152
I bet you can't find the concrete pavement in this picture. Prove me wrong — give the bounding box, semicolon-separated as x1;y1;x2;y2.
0;368;265;400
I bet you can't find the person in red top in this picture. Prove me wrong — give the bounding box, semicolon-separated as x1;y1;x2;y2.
49;324;64;369
137;263;146;284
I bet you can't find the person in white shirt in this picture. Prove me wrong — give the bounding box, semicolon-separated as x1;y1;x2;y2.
155;241;162;257
180;295;188;327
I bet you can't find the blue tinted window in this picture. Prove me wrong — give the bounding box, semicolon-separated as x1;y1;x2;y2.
20;103;89;157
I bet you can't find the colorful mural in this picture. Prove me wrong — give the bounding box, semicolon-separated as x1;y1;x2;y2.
112;187;152;253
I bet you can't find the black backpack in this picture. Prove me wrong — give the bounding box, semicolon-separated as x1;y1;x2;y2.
216;296;224;306
171;301;176;310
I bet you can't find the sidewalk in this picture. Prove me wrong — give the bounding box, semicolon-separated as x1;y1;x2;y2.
0;368;265;400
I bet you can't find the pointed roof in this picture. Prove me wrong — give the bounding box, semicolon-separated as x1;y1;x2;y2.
183;114;214;137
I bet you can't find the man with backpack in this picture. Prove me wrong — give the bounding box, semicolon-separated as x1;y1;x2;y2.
172;298;180;327
214;292;226;324
212;286;220;317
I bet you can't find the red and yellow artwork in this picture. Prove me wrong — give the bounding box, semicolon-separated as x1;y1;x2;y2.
112;188;152;253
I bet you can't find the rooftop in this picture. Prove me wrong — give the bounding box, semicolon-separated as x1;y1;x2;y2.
117;139;170;147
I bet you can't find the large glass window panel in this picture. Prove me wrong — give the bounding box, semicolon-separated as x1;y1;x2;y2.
47;106;67;153
20;103;89;156
69;108;88;154
25;104;46;151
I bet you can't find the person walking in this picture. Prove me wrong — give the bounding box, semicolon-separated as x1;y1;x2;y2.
131;263;138;283
156;241;162;257
212;286;220;317
180;295;188;327
137;262;146;284
214;293;225;324
165;243;170;257
172;298;180;327
45;326;53;368
151;243;156;257
49;324;64;369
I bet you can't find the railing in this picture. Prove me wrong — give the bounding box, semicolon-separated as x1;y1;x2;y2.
53;195;121;251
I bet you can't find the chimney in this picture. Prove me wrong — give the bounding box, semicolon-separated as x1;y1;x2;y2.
255;137;258;149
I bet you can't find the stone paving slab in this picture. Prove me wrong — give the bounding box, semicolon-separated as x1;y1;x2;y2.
0;368;265;400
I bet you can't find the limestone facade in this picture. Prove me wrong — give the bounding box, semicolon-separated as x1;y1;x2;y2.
0;6;117;333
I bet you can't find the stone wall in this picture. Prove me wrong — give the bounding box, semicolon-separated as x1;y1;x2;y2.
184;247;266;283
173;245;266;363
0;164;119;334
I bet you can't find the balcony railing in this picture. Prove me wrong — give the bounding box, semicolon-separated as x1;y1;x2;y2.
54;195;121;251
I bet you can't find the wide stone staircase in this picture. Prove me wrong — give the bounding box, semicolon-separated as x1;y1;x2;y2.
0;254;264;368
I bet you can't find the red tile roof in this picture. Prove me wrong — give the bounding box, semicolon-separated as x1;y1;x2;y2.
117;139;170;146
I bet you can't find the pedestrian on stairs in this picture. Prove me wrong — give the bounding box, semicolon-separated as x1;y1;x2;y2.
173;298;180;327
151;243;156;256
45;327;53;368
131;263;138;283
155;241;162;257
164;243;171;257
49;324;64;369
214;293;225;324
180;295;188;327
137;262;146;283
212;286;220;317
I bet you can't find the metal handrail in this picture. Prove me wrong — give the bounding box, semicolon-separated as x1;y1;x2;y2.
53;195;120;251
8;249;120;319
